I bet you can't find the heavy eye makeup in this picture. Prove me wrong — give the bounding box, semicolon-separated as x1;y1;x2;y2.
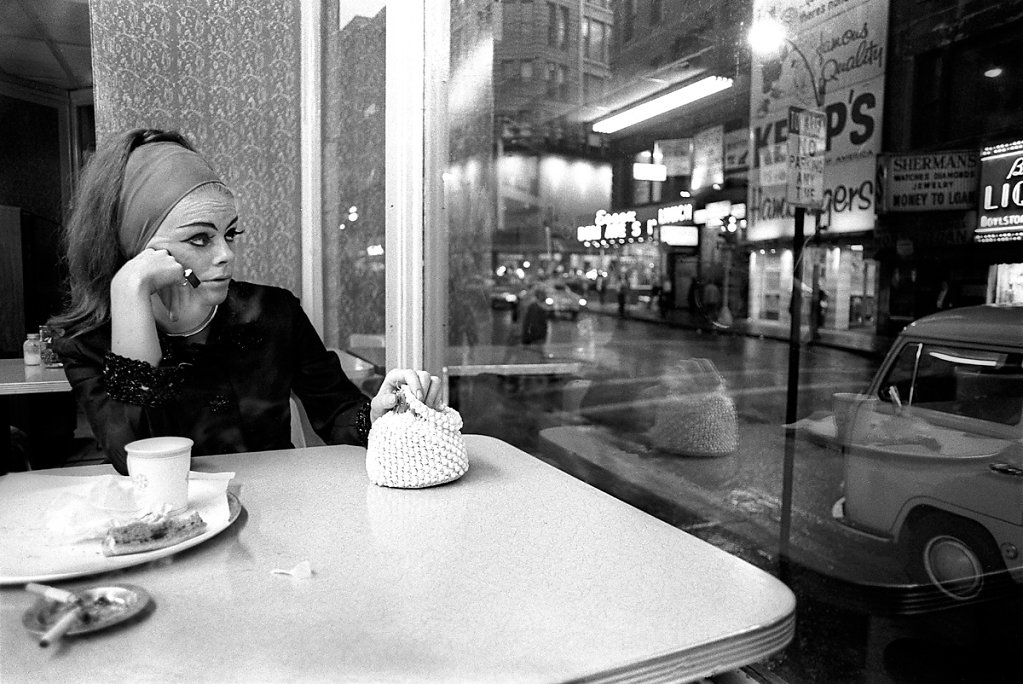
182;221;243;247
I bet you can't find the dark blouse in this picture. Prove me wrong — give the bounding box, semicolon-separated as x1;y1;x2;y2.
56;281;370;474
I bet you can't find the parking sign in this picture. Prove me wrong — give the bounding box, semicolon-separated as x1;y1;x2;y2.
786;106;826;208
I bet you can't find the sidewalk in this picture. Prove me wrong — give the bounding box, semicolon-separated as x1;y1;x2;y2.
584;298;892;358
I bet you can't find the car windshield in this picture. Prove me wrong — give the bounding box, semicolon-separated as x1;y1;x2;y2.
881;343;1023;426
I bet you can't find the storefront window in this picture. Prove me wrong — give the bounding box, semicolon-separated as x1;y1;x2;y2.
436;1;1023;681
322;3;388;354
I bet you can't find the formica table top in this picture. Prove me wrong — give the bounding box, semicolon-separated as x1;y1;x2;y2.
0;435;795;682
0;359;70;396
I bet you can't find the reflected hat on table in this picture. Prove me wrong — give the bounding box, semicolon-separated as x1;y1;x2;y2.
118;141;223;257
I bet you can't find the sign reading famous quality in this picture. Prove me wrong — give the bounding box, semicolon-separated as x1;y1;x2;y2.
977;139;1023;243
748;0;888;241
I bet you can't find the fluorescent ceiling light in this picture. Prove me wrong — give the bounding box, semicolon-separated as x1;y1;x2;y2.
593;76;733;134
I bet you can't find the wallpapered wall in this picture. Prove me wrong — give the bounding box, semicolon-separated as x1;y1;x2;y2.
89;0;302;294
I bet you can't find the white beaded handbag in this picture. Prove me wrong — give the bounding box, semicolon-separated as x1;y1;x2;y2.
366;386;469;488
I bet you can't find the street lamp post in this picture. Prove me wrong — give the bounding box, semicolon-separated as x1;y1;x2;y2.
749;18;825;109
749;17;826;563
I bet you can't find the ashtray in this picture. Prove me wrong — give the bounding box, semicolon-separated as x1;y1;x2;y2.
23;584;151;639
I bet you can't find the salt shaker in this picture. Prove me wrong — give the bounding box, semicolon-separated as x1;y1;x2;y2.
23;333;42;366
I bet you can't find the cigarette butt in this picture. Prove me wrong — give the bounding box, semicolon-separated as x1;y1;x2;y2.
25;583;76;604
183;269;201;288
39;607;82;648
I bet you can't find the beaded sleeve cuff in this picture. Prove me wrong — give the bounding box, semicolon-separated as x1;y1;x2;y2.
355;400;372;446
103;352;184;408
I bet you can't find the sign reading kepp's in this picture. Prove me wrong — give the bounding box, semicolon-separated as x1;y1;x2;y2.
977;140;1023;243
786;107;826;208
748;0;888;240
882;150;977;212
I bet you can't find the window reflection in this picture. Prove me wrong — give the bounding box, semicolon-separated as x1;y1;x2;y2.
446;0;1023;681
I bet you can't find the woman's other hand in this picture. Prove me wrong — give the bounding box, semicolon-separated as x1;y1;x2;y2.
370;369;442;422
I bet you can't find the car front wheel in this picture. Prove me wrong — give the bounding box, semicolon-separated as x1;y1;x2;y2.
903;512;1006;602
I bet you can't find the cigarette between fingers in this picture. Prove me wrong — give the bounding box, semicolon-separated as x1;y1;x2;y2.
183;269;201;288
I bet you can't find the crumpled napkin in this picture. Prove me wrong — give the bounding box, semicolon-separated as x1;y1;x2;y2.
42;472;235;544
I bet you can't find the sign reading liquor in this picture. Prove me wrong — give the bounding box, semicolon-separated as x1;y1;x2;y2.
880;150;978;212
977;139;1023;243
786;106;826;207
748;0;888;240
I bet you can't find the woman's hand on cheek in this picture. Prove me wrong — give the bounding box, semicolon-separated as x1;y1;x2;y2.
113;248;186;296
370;368;443;422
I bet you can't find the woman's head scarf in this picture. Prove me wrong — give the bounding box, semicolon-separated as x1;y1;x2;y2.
118;141;223;257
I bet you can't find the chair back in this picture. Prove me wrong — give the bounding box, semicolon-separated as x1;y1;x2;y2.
289;396;307;448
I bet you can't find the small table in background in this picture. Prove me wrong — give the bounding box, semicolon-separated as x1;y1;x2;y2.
1;359;71;473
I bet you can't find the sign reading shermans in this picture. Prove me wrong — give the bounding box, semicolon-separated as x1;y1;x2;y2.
880;150;978;212
786;106;826;208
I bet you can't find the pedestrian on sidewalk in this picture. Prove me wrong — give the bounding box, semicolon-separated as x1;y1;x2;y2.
520;285;549;346
702;280;721;324
658;277;672;318
617;276;630;318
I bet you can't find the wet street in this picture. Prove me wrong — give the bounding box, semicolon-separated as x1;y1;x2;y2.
454;307;1023;684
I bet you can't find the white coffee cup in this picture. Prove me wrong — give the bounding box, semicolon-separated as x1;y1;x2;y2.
125;436;193;514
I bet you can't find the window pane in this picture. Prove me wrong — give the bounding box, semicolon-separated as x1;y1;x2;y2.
322;2;388;372
449;0;1023;681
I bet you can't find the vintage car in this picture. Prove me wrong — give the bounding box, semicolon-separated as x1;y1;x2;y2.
489;284;521;310
832;304;1023;601
542;282;587;320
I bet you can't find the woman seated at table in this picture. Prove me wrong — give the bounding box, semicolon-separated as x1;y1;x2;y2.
51;128;439;474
